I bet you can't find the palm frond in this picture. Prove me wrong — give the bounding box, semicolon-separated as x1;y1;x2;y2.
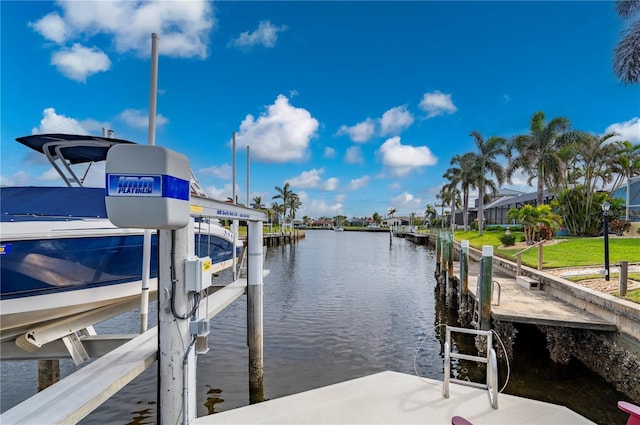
614;20;640;84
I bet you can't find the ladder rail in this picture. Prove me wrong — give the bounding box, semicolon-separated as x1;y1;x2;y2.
443;325;499;409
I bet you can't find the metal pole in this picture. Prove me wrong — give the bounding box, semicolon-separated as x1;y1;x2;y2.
247;146;250;206
232;132;238;281
140;32;160;333
480;246;493;331
247;221;264;403
604;213;610;281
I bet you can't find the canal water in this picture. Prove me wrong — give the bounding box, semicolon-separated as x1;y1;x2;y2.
0;230;630;423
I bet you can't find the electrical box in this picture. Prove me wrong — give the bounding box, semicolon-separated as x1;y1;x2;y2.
185;256;212;292
105;144;190;229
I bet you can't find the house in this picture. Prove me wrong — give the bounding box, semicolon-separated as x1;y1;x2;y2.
310;219;333;228
613;175;640;222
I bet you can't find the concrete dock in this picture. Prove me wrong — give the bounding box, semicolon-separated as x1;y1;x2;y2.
461;265;618;331
193;371;594;424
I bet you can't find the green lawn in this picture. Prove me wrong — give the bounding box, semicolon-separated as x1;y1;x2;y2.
453;230;640;269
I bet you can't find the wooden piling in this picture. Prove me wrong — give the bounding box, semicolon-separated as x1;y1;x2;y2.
620;260;628;297
435;229;441;272
480;246;493;331
37;360;60;392
247;221;265;403
460;240;469;304
447;232;454;280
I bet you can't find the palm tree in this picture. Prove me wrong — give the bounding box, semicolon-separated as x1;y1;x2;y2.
507;111;571;207
470;131;508;235
273;182;296;228
440;177;462;231
251;196;265;210
424;204;437;228
445;152;478;231
286;195;302;224
610;140;640;220
613;1;640;84
271;202;284;225
386;207;397;218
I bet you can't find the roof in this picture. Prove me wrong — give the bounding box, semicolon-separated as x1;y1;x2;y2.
16;133;135;164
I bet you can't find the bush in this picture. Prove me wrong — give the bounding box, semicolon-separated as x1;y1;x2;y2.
537;225;554;241
498;233;516;246
610;219;631;236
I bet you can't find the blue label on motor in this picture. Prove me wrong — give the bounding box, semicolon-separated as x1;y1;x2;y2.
106;174;189;201
0;244;11;255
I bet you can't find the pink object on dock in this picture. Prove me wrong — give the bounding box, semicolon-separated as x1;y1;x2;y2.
618;401;640;425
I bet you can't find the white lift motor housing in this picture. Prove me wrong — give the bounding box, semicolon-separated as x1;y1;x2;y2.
105;144;191;229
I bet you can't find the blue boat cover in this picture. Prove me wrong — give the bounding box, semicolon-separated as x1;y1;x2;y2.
1;187;107;221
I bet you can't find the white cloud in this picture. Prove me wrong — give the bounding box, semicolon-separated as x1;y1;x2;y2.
31;107;88;134
204;183;236;201
289;169;324;189
200;164;232;180
391;192;423;211
31;1;214;80
236;95;319;163
302;198;343;217
379;106;414;136
348;176;370;191
324;147;336;158
0;171;32;186
30;12;69;43
336;118;375;143
605;117;640;143
323;177;339;191
378;136;438;177
119;108;169;129
345;146;363;164
419;90;457;118
228;20;288;49
51;44;111;82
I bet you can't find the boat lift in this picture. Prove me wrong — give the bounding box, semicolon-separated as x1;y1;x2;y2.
1;191;268;425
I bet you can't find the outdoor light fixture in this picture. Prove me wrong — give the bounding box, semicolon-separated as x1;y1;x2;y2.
602;201;611;281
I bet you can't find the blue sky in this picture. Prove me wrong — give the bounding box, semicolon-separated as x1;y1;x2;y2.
1;1;639;220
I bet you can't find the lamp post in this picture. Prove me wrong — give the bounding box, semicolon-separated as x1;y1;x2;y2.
602;201;611;281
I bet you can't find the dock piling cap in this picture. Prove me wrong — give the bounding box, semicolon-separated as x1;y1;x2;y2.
482;246;493;257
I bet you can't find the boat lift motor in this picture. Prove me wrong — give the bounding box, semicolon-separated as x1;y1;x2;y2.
105;144;191;229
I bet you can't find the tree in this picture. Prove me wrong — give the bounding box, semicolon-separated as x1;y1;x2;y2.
470;131;508;235
271;202;283;225
613;1;640;84
445;152;478;231
372;212;382;224
386;207;397;218
251;196;264;209
507;204;562;245
424;204;437;228
273;182;297;228
286;195;302;223
507;111;571;207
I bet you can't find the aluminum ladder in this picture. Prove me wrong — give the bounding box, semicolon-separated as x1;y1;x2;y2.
443;325;499;409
